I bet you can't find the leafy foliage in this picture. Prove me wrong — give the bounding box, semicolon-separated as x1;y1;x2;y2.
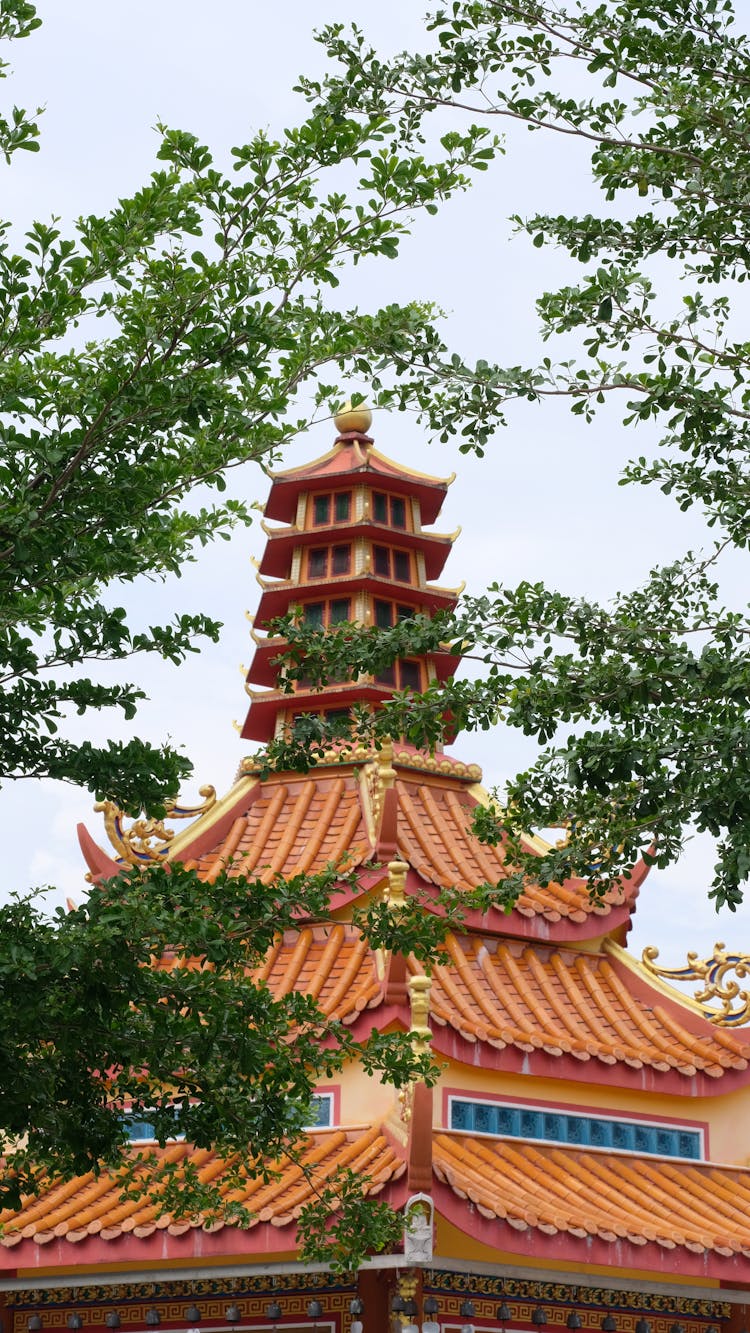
0;1;40;161
294;0;750;909
0;3;508;812
0;863;436;1242
0;4;507;1264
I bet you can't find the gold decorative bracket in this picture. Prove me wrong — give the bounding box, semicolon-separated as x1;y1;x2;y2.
642;942;750;1026
400;974;433;1123
95;785;217;865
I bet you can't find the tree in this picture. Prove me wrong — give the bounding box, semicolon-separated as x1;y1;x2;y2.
286;0;750;912
0;0;503;1258
1;860;437;1266
0;0;502;813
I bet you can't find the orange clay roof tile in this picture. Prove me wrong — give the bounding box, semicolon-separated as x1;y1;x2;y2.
422;935;750;1077
173;764;630;929
395;779;615;923
252;924;381;1024
190;773;371;884
0;1128;405;1248
226;925;750;1079
433;1132;750;1254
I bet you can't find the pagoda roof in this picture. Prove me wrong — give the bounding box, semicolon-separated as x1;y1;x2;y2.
257;518;458;581
252;572;461;628
128;756;637;941
9;1121;750;1278
425;934;749;1089
432;1131;750;1270
0;1125;404;1266
210;922;749;1092
245;637;460;689
264;437;454;526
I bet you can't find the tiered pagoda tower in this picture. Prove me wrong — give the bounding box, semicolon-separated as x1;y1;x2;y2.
4;409;750;1333
241;401;460;744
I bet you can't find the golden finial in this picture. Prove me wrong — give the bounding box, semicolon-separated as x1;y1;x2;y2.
334;397;372;436
399;974;433;1123
379;737;396;789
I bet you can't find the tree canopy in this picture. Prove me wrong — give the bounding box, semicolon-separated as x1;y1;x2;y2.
0;0;497;1262
288;0;750;912
0;0;501;813
5;0;750;1269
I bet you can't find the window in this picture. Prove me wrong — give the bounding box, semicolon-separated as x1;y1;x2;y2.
374;600;414;629
329;599;351;624
307;545;351;579
311;492;351;526
400;660;421;690
332;544;350;575
448;1098;703;1160
124;1114;159;1143
373;545;412;583
313;495;330;526
393;550;410;581
335;492;351;522
373;492;407;529
301;599;351;627
123;1106;184;1144
373;544;390;577
375;659;423;691
291;708;351;738
306;1093;335;1129
309;547;327;578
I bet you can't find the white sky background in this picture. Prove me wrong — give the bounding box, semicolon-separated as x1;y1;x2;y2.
3;0;750;969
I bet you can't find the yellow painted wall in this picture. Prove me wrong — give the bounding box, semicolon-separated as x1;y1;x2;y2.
431;1059;750;1166
329;1049;750;1168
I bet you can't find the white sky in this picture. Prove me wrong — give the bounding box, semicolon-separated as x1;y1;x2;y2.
3;1;750;977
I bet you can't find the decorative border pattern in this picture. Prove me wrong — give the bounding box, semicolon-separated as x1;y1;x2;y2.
425;1273;730;1321
6;1274;353;1311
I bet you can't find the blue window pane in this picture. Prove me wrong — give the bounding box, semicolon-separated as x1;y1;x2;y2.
125;1117;157;1142
451;1101;472;1131
474;1103;496;1134
446;1100;701;1161
543;1114;562;1142
634;1125;652;1152
497;1107;518;1136
612;1121;634;1151
657;1129;678;1156
589;1118;610;1147
679;1132;700;1159
308;1096;332;1128
520;1110;543;1138
567;1117;584;1144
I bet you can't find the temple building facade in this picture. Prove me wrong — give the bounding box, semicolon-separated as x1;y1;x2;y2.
4;407;750;1333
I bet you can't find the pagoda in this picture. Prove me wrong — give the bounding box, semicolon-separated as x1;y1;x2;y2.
4;407;750;1333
